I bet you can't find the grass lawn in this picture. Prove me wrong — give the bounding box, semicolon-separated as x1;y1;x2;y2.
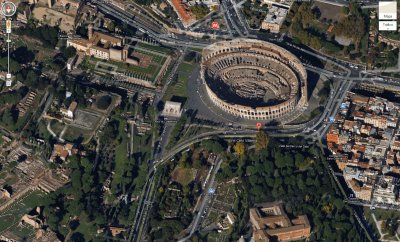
162;61;197;101
86;57;161;82
113;138;128;180
1;111;33;133
136;42;173;55
111;118;128;190
62;126;93;143
72;212;98;241
190;47;204;53
6;224;36;240
0;161;17;177
132;132;153;160
135;49;166;64
0;190;46;234
171;167;197;186
50;120;65;135
37;121;52;141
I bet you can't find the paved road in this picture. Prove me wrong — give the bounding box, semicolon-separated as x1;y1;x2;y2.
37;91;53;123
96;4;397;240
154;121;175;160
94;1;212;49
128;169;156;242
178;157;223;242
153;47;187;105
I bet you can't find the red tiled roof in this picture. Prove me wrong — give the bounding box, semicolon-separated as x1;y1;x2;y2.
171;0;194;24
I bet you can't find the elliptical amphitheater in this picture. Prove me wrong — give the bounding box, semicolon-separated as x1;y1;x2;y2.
200;39;308;120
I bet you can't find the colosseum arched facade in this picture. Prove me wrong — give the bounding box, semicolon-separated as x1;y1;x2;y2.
200;39;308;120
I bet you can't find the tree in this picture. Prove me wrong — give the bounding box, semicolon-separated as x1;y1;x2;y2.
70;169;82;191
233;142;246;159
62;46;77;59
192;159;202;169
334;8;366;49
2;108;17;127
294;153;304;168
255;130;269;152
310;36;322;49
11;46;35;64
178;152;188;168
23;70;40;88
70;232;85;242
273;150;287;169
16;24;59;48
81;173;93;193
312;6;321;19
80;157;93;172
17;2;29;13
0;57;20;73
202;139;224;153
341;6;350;14
284;154;294;167
97;95;112;110
107;21;116;32
189;4;209;19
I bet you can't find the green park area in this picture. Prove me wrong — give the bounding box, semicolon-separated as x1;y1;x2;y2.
107;113;152;196
189;4;210;20
132;132;153;161
135;49;166;65
136;42;173;55
82;41;173;82
242;0;269;29
284;2;369;63
364;208;400;241
109;117;128;191
0;190;46;235
148;145;210;240
82;57;161;81
80;42;173;83
62;126;93;144
162;61;197;102
373;45;399;69
0;87;43;133
171;167;197;186
0;161;18;186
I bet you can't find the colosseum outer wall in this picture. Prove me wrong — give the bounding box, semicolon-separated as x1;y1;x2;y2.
200;39;308;121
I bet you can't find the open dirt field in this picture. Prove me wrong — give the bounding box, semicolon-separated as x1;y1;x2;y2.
313;1;345;22
171;167;197;186
33;7;75;33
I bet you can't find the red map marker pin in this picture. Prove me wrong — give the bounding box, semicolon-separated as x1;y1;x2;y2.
211;21;219;29
256;122;262;130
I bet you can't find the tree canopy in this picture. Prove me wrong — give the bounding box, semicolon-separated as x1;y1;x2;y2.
255;130;269;152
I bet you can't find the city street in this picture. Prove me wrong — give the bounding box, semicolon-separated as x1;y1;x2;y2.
91;2;400;241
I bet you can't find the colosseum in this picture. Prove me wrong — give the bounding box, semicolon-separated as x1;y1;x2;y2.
200;39;308;121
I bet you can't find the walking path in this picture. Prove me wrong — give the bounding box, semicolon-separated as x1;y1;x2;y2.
371;213;400;242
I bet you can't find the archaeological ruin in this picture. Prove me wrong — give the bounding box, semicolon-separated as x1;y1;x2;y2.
200;39;308;120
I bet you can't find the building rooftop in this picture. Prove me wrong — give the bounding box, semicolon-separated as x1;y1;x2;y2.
250;201;311;242
170;0;195;26
68;101;78;113
327;91;400;206
263;5;288;26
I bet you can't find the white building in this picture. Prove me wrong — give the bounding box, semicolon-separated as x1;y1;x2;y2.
261;5;288;33
373;176;400;205
60;101;78;120
161;101;183;118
